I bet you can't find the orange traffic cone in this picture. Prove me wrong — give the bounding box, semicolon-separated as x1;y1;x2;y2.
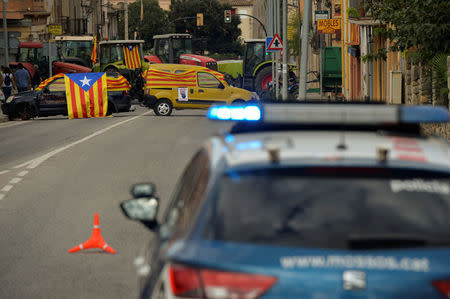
68;213;116;254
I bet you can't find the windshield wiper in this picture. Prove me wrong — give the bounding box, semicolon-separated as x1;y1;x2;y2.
347;233;450;249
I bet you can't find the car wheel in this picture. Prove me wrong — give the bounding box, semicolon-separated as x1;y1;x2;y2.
18;104;34;120
154;99;172;116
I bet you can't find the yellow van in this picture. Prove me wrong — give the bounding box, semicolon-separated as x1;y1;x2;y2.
143;64;254;116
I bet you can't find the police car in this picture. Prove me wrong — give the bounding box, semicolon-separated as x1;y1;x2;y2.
121;103;450;299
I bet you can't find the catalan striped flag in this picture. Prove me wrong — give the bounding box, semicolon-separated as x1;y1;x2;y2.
91;36;98;64
106;73;131;91
123;45;141;69
36;73;64;90
64;73;108;119
145;69;197;89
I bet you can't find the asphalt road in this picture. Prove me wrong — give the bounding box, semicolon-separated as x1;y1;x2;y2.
0;106;230;298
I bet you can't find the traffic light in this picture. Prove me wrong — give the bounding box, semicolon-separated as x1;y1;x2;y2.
224;10;231;23
197;13;203;26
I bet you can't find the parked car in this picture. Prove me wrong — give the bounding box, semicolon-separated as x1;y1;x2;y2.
143;64;255;116
121;103;450;299
1;73;131;120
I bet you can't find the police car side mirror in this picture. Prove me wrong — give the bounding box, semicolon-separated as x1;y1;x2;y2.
120;197;159;230
218;83;225;89
43;86;50;93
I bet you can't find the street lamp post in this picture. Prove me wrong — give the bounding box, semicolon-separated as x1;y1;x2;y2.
2;0;8;67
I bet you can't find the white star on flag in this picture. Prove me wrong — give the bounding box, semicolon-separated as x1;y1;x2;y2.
80;76;92;87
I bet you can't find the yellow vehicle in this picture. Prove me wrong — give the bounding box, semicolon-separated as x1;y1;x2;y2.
143;64;255;116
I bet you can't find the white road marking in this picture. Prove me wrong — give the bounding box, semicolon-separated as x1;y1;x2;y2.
12;111;152;170
17;171;29;177
1;185;13;192
0;170;10;175
0;194;4;200
9;177;22;184
0;121;28;129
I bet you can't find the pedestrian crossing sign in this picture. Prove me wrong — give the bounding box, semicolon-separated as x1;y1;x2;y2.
267;33;283;51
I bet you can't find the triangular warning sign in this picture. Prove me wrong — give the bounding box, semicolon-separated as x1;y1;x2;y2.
267;33;283;50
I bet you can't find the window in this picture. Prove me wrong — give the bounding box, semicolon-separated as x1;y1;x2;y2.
160;150;210;238
202;168;450;249
198;72;221;88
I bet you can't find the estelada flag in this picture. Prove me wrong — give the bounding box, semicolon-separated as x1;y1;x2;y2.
64;72;108;119
91;36;97;64
123;45;141;69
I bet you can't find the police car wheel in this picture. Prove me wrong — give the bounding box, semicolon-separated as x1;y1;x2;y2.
154;99;172;116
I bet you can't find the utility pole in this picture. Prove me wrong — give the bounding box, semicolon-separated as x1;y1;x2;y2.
298;0;311;100
2;0;8;67
281;0;287;100
124;0;128;39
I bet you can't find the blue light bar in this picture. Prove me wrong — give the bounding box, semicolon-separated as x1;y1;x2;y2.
401;106;449;123
208;105;261;121
207;104;449;124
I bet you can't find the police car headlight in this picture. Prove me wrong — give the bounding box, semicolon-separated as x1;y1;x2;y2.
6;96;15;104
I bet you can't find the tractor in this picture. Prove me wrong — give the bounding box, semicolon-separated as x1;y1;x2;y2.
218;39;296;97
55;35;94;68
9;42;90;80
144;33;218;71
93;40;149;101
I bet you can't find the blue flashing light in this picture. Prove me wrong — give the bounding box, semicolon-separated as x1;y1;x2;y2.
208;105;262;121
224;135;235;143
401;106;449;123
235;140;262;150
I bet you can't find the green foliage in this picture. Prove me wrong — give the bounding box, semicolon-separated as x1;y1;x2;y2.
118;0;169;50
364;0;450;63
287;8;301;57
169;0;243;55
431;53;449;106
346;7;359;19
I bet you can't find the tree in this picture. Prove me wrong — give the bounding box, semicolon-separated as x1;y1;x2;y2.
118;0;169;50
169;0;243;55
364;0;450;63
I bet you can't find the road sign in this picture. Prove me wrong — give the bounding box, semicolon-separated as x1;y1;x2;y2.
315;10;329;22
48;24;62;35
317;18;341;34
267;33;283;51
266;37;273;51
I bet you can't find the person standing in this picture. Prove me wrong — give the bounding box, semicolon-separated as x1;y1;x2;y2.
31;65;42;89
1;66;15;100
14;63;31;92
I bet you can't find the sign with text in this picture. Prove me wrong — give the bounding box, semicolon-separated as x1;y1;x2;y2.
48;25;62;35
315;10;329;22
317;18;341;34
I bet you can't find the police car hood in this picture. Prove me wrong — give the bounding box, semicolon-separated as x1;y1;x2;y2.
167;239;450;298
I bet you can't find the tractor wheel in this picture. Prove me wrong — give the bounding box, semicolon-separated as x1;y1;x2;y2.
254;67;272;97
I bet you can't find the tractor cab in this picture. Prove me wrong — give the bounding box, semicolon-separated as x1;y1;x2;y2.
243;39;269;77
146;34;218;70
55;36;94;68
94;40;147;101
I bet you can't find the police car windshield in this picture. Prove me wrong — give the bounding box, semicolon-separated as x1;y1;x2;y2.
202;168;450;250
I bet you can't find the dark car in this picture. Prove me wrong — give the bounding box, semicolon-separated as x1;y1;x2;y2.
121;103;450;299
1;73;131;120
